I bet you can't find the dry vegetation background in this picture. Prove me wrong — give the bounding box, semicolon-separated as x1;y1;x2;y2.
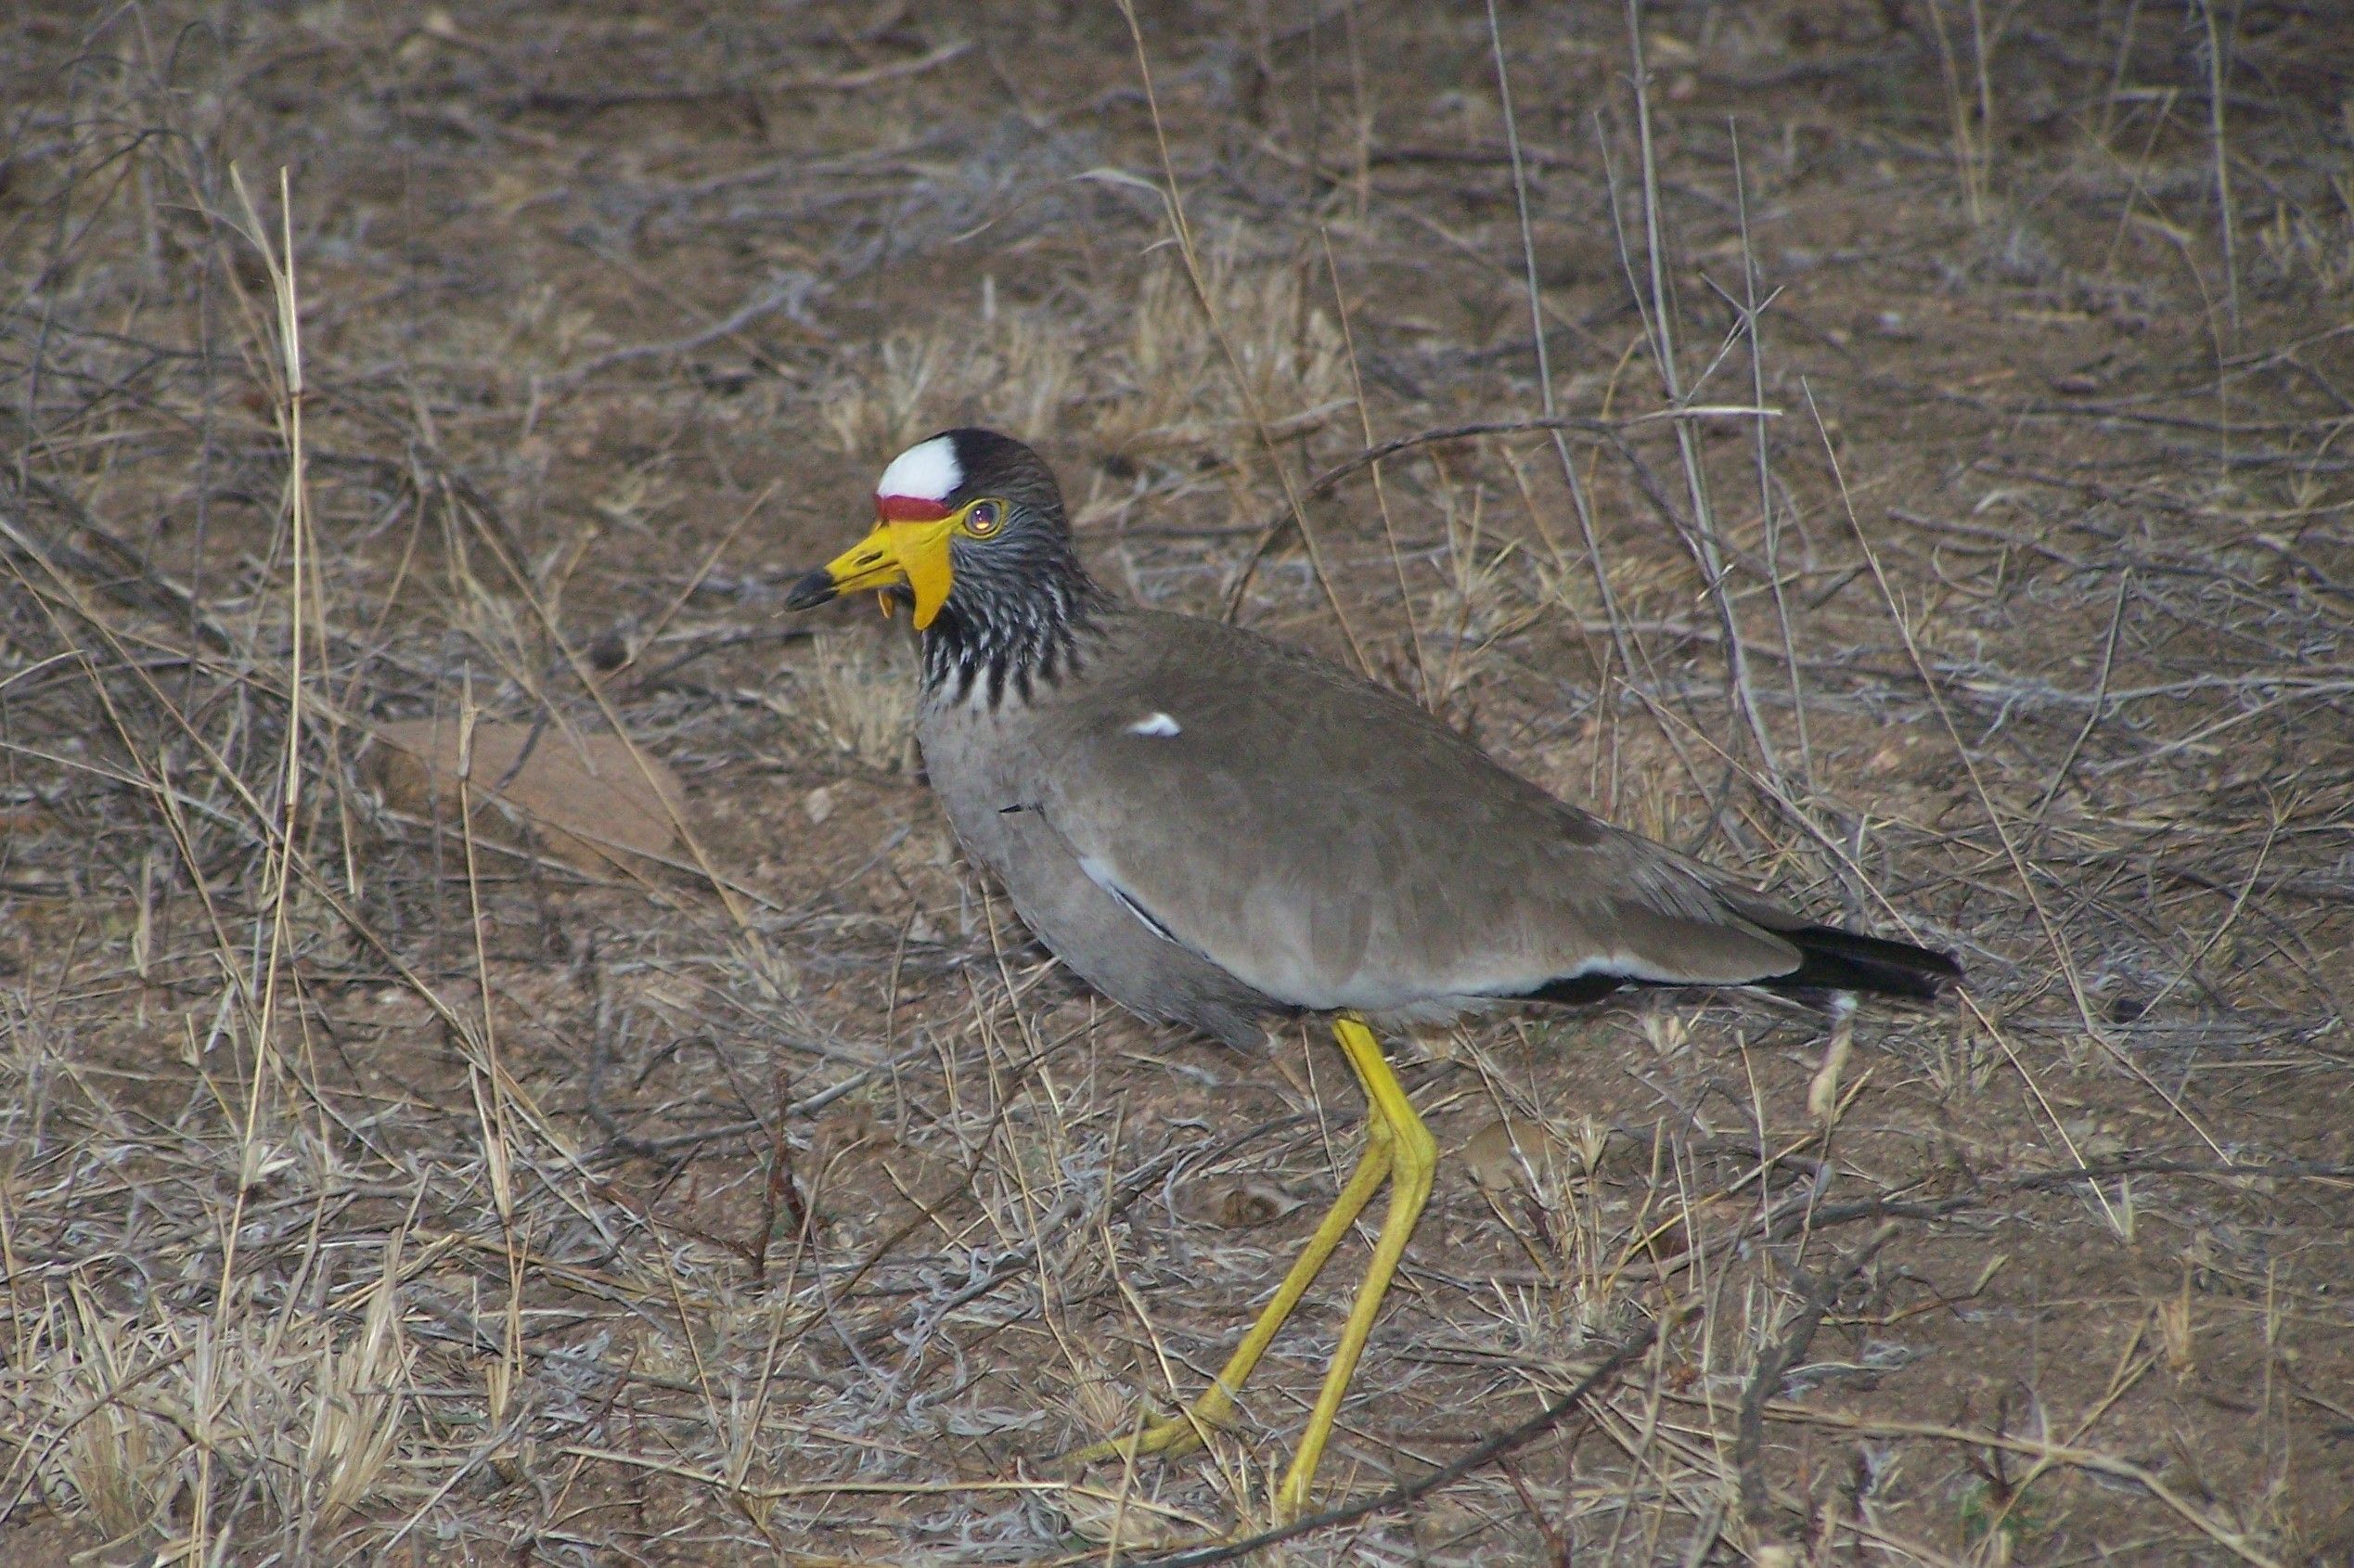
3;1;2352;1563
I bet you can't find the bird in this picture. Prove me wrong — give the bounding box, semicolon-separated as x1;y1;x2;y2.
785;427;1961;1522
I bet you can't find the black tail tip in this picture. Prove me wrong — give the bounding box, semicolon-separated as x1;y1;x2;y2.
1774;924;1962;1002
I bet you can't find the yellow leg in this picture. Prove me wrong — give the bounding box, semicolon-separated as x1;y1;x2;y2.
1072;1092;1395;1465
1071;1016;1435;1527
1271;1015;1434;1522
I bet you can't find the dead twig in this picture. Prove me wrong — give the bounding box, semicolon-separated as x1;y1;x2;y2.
1126;1315;1668;1568
1735;1222;1898;1526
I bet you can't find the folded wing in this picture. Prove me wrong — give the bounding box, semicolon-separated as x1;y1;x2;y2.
1030;614;1816;1013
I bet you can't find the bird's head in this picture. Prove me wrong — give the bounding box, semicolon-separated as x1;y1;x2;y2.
786;428;1074;631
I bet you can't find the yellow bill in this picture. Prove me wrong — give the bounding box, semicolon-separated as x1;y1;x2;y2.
788;516;958;628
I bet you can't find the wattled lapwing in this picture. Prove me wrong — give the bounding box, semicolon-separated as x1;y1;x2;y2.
787;428;1960;1521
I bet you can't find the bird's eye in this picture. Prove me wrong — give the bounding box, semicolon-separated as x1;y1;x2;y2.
964;499;1002;536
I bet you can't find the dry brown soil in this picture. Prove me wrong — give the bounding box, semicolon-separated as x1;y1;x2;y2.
3;3;2351;1563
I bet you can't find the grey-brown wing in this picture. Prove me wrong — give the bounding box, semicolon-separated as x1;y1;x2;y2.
1030;614;1799;1010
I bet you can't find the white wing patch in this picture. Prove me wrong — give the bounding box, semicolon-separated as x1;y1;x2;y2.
876;434;962;503
1125;712;1181;737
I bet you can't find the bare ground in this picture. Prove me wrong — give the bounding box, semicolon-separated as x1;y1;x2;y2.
2;2;2352;1563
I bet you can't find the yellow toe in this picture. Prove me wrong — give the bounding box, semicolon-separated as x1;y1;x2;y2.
1067;1397;1230;1470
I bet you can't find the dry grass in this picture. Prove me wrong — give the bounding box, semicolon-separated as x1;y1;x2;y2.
3;2;2351;1564
788;632;922;776
1091;239;1351;460
821;306;1081;460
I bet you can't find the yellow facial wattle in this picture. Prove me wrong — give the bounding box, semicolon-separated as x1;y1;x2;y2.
812;516;958;628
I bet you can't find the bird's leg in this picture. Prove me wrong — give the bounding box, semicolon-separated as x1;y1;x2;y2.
1270;1014;1435;1523
1072;1107;1395;1467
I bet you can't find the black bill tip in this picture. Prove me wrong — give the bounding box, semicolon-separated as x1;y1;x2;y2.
784;569;839;611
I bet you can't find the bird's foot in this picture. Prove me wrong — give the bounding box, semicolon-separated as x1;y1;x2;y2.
1067;1394;1234;1470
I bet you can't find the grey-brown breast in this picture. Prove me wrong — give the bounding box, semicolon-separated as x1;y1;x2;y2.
918;609;1807;1036
916;636;1281;1049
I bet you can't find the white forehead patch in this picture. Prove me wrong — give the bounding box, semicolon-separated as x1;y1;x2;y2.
876;435;962;503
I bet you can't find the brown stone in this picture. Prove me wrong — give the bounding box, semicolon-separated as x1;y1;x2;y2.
367;716;687;874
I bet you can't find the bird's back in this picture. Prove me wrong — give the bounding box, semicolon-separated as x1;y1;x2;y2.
920;608;1812;1029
